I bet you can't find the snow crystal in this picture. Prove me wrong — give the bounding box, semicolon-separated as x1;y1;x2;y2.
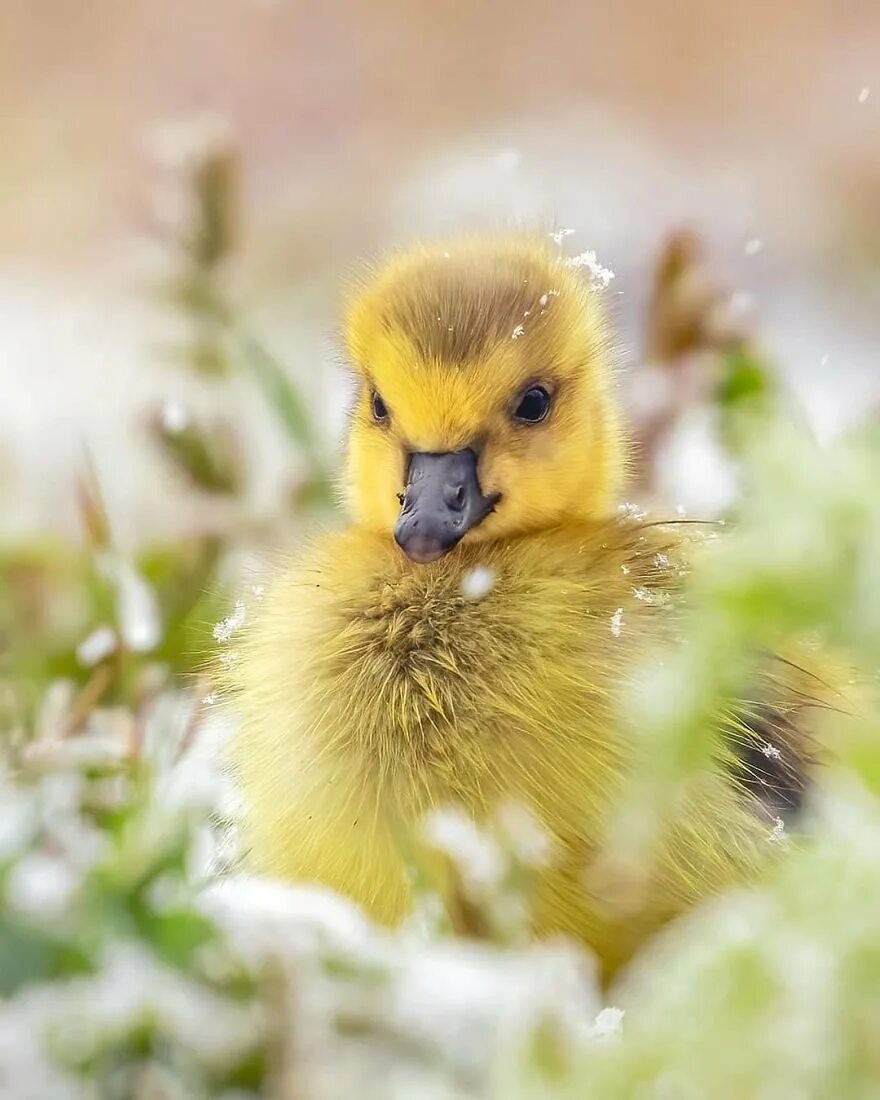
620;564;631;575
618;501;647;520
858;86;871;103
423;808;504;893
202;692;217;706
565;250;615;289
548;228;575;245
632;586;671;608
762;742;782;760
744;237;764;257
76;624;117;667
654;553;670;570
675;504;688;518
213;600;246;643
769;816;787;843
591;1006;625;1041
461;565;497;600
610;608;624;638
538;289;560;307
511;324;525;340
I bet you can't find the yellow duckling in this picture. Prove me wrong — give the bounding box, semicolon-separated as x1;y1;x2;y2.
228;235;826;975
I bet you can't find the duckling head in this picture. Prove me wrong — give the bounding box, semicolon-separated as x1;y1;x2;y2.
343;235;625;563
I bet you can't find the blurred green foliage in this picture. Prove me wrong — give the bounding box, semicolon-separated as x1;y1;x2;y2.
0;123;335;738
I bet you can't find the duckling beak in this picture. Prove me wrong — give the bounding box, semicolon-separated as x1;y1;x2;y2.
394;449;500;564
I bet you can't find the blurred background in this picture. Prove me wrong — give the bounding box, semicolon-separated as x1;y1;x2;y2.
2;0;878;546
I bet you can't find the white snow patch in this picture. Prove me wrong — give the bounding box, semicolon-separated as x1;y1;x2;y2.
424;808;504;893
769;816;787;843
565;250;615;289
610;608;624;638
591;1006;625;1041
76;625;117;667
461;566;497;601
213;600;247;643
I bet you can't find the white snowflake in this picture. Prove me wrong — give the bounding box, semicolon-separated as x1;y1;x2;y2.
511;324;526;340
632;586;671;608
213;600;246;643
461;566;497;601
610;608;624;638
591;1006;625;1041
538;289;560;307
565;250;615;289
858;86;870;103
762;742;782;760
548;228;575;245
769;816;787;843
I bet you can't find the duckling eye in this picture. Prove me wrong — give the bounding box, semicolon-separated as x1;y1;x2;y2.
513;385;551;424
371;391;389;424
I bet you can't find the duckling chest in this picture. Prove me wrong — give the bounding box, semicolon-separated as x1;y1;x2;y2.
306;563;640;803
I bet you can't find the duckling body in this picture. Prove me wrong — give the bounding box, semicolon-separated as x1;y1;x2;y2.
229;235;824;973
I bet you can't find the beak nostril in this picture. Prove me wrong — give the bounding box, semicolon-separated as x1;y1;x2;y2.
444;483;467;512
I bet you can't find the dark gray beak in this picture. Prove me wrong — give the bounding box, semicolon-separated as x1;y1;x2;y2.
394;449;499;564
